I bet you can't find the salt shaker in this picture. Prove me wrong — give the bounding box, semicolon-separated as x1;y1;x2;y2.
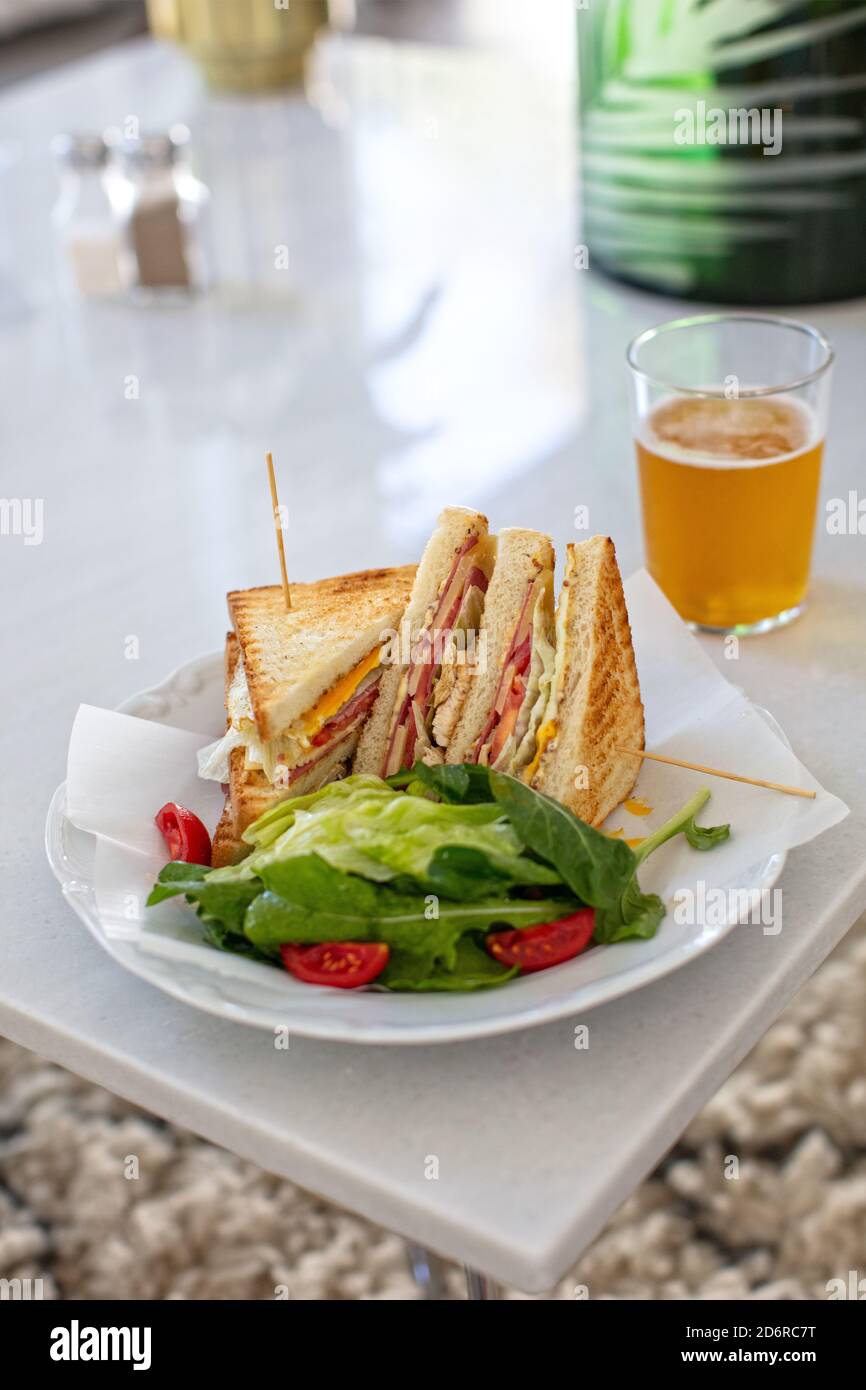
51;134;125;298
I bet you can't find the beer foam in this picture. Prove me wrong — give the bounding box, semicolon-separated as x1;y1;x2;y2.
640;394;819;468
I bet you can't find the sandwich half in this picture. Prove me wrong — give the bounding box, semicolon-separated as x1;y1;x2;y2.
353;506;496;776
525;536;644;826
445;527;556;775
198;565;415;837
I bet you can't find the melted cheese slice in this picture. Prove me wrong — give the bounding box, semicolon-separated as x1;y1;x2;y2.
523;718;557;783
299;647;381;736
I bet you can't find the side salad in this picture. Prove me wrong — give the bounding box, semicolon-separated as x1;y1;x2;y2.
147;765;730;992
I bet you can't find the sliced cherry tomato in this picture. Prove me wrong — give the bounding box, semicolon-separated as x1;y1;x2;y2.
154;802;212;865
486;909;595;974
280;941;389;988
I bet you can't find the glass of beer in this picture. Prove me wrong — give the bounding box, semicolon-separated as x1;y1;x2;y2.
627;314;833;633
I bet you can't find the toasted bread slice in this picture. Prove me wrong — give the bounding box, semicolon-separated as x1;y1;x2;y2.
229;749;277;834
229;733;360;833
212;619;248;867
445;528;555;765
531;537;644;826
353;507;494;775
211;797;248;868
223;630;241;836
225;629;240;697
229;565;415;742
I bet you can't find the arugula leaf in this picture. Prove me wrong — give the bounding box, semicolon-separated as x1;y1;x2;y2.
633;789;730;865
488;770;636;910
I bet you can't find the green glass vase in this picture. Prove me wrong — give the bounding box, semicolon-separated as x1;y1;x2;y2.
578;0;866;303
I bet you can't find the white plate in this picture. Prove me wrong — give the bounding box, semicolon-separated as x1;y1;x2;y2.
45;652;786;1045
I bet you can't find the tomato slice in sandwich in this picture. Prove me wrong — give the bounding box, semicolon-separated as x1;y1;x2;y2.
488;674;527;762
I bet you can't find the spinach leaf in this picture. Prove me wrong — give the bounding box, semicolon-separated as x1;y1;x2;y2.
488;770;636;910
201;916;272;959
633;789;730;866
146;861;210;903
382;936;518;991
386;762;495;804
195;880;266;936
424;844;560;899
598;788;729;943
424;845;512;899
243;890;373;958
147;862;263;938
243;853;580;975
683;817;731;851
594;879;666;944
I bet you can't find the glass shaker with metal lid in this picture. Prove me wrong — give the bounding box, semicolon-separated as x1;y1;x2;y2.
110;125;210;295
51;133;125;298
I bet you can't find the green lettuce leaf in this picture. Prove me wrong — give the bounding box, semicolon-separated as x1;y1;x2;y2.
146;771;733;985
242;854;580;975
241;775;390;849
215;777;559;898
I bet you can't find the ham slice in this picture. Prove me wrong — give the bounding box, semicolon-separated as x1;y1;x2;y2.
278;728;358;786
472;580;537;764
383;535;489;776
310;675;381;747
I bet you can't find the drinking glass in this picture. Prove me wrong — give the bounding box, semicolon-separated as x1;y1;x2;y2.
627;313;834;634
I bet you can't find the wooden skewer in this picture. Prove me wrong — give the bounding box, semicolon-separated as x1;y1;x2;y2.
614;747;816;800
266;450;291;612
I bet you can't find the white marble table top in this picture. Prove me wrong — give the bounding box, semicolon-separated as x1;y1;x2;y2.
1;33;864;1292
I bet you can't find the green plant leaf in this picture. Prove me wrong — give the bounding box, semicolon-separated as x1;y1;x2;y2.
595;878;666;944
382;936;518;992
683;817;731;851
243;854;579;976
488;770;637;910
386;762;496;804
